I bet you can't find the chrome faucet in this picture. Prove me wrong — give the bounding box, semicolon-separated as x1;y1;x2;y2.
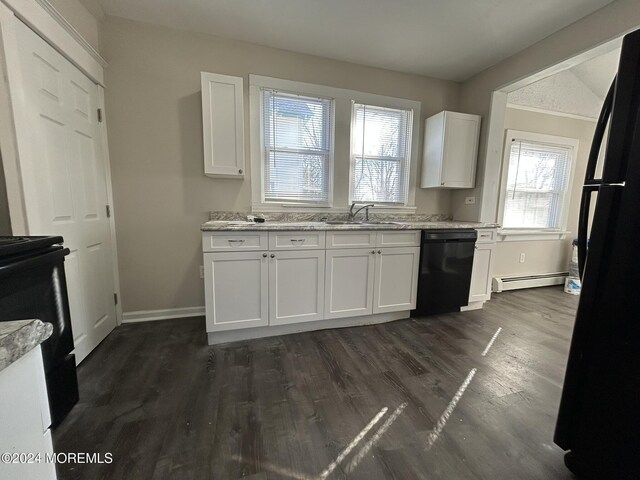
348;202;375;222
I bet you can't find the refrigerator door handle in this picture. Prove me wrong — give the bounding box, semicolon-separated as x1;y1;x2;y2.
577;185;599;280
585;77;616;184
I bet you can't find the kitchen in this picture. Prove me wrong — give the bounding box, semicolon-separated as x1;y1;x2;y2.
1;0;639;479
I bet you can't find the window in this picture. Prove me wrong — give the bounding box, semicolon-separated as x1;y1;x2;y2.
261;89;334;204
350;103;413;204
500;131;576;231
250;75;421;212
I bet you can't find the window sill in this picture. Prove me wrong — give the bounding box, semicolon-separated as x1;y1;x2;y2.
497;229;570;242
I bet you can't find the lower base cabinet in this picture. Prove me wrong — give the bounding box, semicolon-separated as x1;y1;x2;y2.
468;231;496;304
325;249;376;319
203;251;269;332
373;247;420;314
269;250;325;325
203;230;421;334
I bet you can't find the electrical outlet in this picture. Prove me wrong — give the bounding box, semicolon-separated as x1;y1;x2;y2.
199;265;204;278
465;196;476;205
519;253;526;264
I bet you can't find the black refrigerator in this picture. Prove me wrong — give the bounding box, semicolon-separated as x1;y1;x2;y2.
554;28;640;479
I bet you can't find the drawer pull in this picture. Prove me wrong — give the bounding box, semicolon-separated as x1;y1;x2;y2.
228;239;245;246
290;239;306;246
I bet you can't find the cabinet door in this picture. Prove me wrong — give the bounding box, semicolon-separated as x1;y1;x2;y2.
325;248;376;319
269;250;325;325
204;252;268;331
441;112;480;188
469;243;495;303
201;72;244;177
373;247;420;314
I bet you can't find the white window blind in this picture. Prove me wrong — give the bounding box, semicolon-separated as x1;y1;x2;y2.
503;139;573;229
350;103;413;204
262;89;333;204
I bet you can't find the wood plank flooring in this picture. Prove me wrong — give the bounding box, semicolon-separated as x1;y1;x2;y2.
54;287;579;479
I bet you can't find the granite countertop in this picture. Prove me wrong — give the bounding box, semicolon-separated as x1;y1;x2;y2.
0;320;53;373
201;220;499;231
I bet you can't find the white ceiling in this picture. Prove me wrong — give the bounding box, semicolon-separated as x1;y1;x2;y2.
507;47;620;118
94;0;615;81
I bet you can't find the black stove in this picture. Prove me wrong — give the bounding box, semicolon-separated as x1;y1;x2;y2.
0;235;78;427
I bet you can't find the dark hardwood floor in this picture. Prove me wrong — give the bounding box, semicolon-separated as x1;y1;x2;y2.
54;287;579;480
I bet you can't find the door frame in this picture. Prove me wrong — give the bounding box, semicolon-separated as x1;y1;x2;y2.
0;2;122;324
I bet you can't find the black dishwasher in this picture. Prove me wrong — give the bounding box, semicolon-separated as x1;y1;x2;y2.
412;229;477;316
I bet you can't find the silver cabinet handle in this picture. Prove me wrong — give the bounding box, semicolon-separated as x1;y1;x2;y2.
238;168;243;174
228;239;245;245
370;250;376;254
290;239;306;246
262;253;268;258
270;253;275;258
377;250;382;254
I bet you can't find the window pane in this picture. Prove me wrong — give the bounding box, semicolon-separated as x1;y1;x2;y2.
351;104;412;204
352;158;402;203
262;90;333;204
264;151;329;203
503;139;572;229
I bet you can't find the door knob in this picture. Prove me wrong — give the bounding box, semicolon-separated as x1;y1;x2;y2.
270;253;275;258
262;253;268;257
377;250;382;254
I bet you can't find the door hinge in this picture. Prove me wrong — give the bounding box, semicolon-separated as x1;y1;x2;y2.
106;204;111;218
114;293;118;305
97;108;103;123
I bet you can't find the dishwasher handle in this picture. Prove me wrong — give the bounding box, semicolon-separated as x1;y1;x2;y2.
421;230;478;242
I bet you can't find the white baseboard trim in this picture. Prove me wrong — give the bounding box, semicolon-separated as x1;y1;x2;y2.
122;306;205;323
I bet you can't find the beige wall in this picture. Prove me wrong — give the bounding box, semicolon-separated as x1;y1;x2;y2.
101;16;460;313
493;107;595;277
49;0;101;51
452;0;640;222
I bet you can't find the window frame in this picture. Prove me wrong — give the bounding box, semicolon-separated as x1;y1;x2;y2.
249;75;421;213
260;89;335;206
497;129;579;241
349;102;414;206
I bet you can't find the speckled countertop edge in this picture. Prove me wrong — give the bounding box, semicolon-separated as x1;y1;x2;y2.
0;319;53;373
201;220;499;231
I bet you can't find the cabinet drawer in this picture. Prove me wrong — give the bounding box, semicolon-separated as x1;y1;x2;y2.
202;232;268;252
269;231;326;250
326;231;376;249
476;229;496;243
376;230;420;247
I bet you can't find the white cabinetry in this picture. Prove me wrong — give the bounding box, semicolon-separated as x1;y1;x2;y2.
269;250;325;325
465;228;496;309
203;251;269;331
373;247;420;313
203;230;420;340
421;111;481;189
325;248;376;319
201;72;245;178
0;347;56;480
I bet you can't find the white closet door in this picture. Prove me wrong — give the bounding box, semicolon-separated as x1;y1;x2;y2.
11;20;117;362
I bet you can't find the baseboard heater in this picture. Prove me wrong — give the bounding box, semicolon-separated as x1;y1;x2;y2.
492;271;568;292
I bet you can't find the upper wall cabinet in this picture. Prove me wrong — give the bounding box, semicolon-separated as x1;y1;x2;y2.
201;72;245;178
420;111;481;189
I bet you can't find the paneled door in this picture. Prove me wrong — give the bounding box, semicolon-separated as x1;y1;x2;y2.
9;20;117;362
324;248;375;319
269;250;325;325
204;252;269;331
373;247;420;314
